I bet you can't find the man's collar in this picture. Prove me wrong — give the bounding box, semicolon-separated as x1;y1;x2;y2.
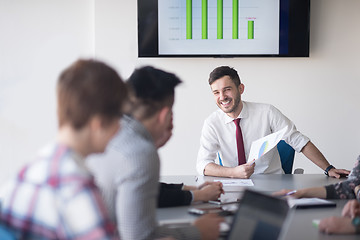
221;101;248;124
123;114;153;143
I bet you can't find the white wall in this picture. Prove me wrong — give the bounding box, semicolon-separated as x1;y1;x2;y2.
94;0;360;176
0;0;359;183
0;0;95;183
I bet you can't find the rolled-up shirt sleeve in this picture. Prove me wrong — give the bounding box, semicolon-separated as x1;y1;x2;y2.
268;105;310;153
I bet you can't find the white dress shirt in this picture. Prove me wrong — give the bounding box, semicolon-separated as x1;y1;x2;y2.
196;101;310;175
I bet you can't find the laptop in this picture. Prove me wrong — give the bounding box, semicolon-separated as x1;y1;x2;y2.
226;189;292;240
159;189;293;240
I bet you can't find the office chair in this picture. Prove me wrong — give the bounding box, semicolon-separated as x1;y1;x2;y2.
218;152;223;166
277;140;303;174
218;140;303;174
0;225;16;240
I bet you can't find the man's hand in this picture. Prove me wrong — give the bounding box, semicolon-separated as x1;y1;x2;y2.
197;181;213;190
230;161;255;179
193;182;224;202
193;214;224;240
318;216;355;234
328;168;350;179
342;200;360;218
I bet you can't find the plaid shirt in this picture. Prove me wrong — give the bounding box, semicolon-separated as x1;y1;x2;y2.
0;143;119;240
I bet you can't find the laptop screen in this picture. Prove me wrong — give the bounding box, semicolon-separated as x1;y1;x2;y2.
227;189;289;240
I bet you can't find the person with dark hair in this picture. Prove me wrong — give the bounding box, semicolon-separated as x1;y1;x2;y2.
277;156;360;200
0;59;126;239
275;155;360;234
88;66;224;240
197;66;349;178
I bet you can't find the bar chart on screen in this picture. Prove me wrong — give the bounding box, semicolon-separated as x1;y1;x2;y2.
158;0;280;55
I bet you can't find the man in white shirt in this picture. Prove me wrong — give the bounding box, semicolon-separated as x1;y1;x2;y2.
196;66;349;179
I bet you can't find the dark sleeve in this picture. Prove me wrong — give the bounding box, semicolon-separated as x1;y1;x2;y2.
325;184;342;199
157;182;193;208
325;156;360;199
159;182;184;190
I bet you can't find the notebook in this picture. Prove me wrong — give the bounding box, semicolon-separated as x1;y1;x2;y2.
287;197;336;209
226;189;292;240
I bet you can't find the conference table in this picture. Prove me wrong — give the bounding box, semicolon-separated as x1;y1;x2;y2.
158;174;359;240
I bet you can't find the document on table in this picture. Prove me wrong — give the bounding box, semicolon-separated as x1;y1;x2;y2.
248;126;288;162
287;198;336;209
214;179;254;187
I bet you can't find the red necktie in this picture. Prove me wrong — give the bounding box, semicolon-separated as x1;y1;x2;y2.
233;118;246;165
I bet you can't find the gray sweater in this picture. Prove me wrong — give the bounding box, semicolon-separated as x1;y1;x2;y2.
88;115;200;240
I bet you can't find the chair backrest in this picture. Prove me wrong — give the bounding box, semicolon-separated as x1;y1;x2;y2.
0;225;16;240
219;140;296;173
218;152;223;166
277;140;295;174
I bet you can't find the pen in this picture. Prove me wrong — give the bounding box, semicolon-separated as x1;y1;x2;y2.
286;190;297;196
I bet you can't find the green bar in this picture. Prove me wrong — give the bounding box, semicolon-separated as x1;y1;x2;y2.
232;0;238;39
217;0;223;39
186;0;192;39
202;0;208;39
248;20;254;39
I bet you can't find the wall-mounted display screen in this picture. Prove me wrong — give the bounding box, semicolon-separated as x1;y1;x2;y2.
138;0;310;57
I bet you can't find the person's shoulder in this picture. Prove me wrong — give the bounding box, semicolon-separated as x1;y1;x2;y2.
355;155;360;167
204;109;225;123
16;143;59;185
244;101;278;113
244;101;273;108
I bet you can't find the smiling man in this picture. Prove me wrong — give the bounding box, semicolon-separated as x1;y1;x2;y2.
196;66;349;179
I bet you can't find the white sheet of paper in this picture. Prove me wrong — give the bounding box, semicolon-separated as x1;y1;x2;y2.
214;179;254;186
247;126;288;162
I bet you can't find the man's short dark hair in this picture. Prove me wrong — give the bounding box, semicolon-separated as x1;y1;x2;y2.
125;66;182;120
57;59;127;129
208;66;241;87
